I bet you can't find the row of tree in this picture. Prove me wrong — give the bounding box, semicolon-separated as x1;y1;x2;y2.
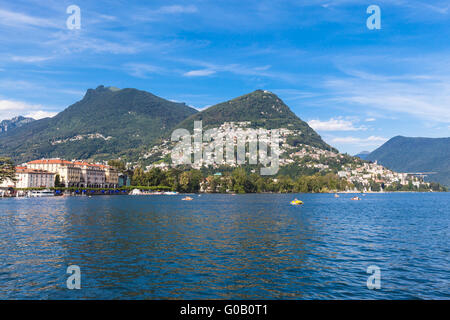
130;166;354;193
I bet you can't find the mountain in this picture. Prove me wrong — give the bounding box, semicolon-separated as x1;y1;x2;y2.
176;90;335;151
0;86;198;163
0;116;35;134
366;136;450;186
355;151;371;160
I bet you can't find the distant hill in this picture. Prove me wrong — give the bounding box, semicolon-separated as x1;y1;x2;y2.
366;136;450;186
176;90;336;152
0;116;34;134
0;86;198;163
355;151;371;160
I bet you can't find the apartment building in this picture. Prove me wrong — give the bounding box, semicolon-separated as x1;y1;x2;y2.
0;166;55;189
27;159;118;188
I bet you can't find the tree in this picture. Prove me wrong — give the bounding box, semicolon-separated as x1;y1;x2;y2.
178;170;202;193
132;167;145;186
108;159;126;173
0;157;16;184
255;177;266;193
231;168;247;194
54;174;63;187
146;168;164;186
278;175;294;193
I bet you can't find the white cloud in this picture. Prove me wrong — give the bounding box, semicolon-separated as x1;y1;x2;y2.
175;59;294;81
325;61;450;123
329;135;388;146
365;118;376;122
25;110;57;119
308;118;366;131
0;99;55;120
183;69;216;77
0;8;57;28
132;4;198;22
158;5;198;14
45;32;143;55
11;56;52;63
124;63;164;78
195;105;212;111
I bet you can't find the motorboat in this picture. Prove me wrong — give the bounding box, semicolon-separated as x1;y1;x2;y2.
163;191;178;195
28;189;55;197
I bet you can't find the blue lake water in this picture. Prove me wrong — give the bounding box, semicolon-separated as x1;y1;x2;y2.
0;193;448;299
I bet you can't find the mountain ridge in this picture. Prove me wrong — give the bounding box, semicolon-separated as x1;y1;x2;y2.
0;86;198;162
366;136;450;186
0;116;35;134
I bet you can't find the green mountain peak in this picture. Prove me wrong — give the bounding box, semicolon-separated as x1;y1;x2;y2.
176;89;335;151
0;86;198;162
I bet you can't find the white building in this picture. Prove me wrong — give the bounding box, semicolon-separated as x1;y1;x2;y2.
27;159;118;188
0;166;55;189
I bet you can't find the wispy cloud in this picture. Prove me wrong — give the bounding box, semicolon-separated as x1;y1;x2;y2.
11;55;53;63
183;69;216;77
131;4;198;22
176;58;294;82
324;58;450;123
124;63;165;78
44;31;144;55
157;5;198;14
308;118;366;131
329;135;388;146
0;8;58;29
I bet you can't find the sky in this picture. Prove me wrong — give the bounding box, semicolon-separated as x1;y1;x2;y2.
0;0;449;155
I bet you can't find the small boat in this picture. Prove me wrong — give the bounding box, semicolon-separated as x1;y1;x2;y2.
351;196;361;201
163;191;178;195
182;196;193;201
290;199;303;205
28;189;55;197
130;189;143;195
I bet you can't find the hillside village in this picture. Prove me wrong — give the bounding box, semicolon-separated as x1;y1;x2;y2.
143;121;430;193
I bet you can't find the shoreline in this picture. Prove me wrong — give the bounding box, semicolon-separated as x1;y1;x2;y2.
1;190;447;198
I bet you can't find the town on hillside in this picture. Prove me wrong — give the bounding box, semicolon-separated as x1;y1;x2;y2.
143;121;440;193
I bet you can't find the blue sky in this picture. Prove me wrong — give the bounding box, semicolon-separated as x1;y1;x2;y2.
0;0;449;154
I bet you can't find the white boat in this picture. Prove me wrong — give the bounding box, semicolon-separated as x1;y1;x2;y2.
163;191;178;195
130;189;143;195
28;189;55;197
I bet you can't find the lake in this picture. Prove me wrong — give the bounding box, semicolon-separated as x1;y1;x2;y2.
0;193;448;299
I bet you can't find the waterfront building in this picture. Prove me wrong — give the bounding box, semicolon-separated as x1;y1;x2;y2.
0;166;55;189
118;174;131;187
105;166;119;188
28;159;81;187
73;161;106;188
27;159;119;188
